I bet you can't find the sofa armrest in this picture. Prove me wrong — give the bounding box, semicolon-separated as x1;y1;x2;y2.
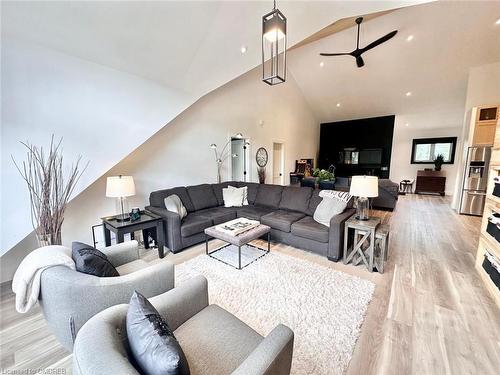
232;324;294;375
146;205;183;252
149;275;209;331
327;208;355;261
378;182;399;200
101;240;139;267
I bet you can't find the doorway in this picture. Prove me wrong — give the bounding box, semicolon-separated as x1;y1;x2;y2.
231;138;250;181
273;142;285;185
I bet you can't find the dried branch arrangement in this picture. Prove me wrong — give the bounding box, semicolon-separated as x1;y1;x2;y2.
12;135;88;246
257;166;266;184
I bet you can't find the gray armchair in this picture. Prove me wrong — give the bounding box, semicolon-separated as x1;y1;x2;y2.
39;240;174;351
73;275;294;375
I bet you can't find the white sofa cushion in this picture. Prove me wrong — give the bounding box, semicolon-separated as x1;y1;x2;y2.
223;187;245;207
228;185;249;205
164;194;187;219
313;190;352;227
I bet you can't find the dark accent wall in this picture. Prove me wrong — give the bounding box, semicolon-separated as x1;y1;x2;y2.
318;115;395;178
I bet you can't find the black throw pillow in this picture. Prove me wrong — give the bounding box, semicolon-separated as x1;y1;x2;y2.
71;241;119;277
127;291;190;375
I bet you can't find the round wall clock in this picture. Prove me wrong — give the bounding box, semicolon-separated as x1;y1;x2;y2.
256;147;268;167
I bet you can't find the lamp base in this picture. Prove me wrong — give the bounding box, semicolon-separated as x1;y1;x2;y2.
355;197;370;221
355;215;369;221
116;214;130;222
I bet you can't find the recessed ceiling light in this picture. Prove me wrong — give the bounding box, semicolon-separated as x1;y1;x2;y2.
496;18;500;25
240;45;247;54
406;35;414;42
405;123;409;127
319;61;325;67
406;91;412;97
336;103;341;107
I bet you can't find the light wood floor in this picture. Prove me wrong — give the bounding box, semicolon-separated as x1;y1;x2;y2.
1;195;499;374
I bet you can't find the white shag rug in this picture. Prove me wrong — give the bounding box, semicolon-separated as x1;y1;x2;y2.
176;248;375;375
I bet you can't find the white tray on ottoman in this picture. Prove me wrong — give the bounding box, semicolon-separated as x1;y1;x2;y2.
204;219;271;270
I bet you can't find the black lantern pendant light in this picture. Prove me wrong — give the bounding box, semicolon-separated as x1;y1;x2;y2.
262;0;287;85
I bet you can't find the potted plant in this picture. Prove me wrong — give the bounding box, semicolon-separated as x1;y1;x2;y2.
312;168;335;182
12;136;87;246
434;154;444;171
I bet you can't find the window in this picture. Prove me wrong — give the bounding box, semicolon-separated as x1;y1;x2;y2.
411;137;457;164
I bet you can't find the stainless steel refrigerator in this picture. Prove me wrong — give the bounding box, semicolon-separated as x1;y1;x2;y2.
459;146;492;216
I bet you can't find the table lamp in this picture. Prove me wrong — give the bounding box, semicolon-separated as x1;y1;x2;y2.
349;175;379;221
106;175;136;222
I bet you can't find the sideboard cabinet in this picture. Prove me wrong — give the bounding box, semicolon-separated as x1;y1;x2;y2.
415;170;446;196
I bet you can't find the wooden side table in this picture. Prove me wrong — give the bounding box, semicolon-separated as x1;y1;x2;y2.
374;224;390;273
343;216;381;272
101;211;165;258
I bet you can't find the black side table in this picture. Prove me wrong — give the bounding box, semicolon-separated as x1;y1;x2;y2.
101;211;165;258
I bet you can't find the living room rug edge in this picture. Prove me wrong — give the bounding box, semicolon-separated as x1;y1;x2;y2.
175;251;375;375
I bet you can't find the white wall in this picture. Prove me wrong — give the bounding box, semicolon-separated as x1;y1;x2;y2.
390;118;462;196
57;67;319;253
1;37;194;255
464;62;500;110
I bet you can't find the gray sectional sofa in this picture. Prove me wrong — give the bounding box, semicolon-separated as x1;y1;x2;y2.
146;182;355;261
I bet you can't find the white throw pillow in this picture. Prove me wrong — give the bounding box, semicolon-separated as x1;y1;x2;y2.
164;194;187;219
313;190;352;227
228;185;248;205
223;187;245;207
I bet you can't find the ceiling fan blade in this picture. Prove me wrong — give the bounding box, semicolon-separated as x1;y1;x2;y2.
360;30;398;54
356;56;365;68
319;52;351;56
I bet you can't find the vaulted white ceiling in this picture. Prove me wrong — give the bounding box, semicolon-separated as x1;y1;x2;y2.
288;0;500;127
2;0;429;97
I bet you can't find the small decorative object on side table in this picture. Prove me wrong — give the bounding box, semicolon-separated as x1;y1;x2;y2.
101;211;166;258
343;215;381;272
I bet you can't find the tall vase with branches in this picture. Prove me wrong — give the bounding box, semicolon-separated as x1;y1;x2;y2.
12;136;88;247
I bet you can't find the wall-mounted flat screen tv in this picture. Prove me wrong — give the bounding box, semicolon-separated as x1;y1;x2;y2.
359;149;382;165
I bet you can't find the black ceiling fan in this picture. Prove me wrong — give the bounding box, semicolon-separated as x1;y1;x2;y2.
320;17;398;68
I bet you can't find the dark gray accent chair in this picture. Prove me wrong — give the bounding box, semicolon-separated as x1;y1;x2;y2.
318;180;336;190
146;182;355;262
334;177;399;211
73;276;294;375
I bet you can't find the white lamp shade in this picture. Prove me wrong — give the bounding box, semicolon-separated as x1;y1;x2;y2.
349;176;379;197
106;176;136;198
